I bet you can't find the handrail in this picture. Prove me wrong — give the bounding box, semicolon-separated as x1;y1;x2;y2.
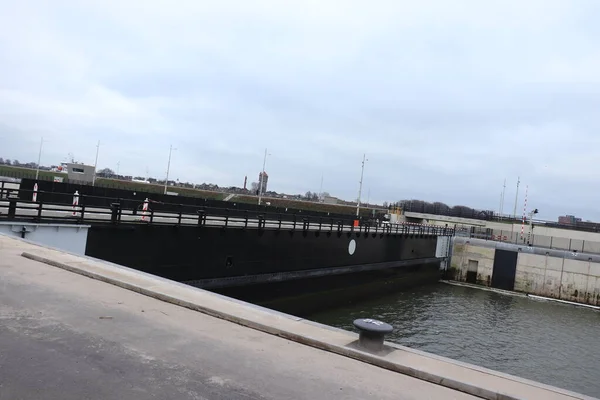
0;180;457;236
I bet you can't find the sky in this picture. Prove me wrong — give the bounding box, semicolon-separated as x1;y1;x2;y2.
1;0;600;221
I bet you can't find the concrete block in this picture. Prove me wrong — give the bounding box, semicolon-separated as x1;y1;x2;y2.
562;259;590;275
589;263;600;278
550;237;571;250
560;272;591;303
570;239;584;252
532;235;552;248
514;267;545;293
541;269;563;298
583;240;600;254
517;253;546;270
544;256;565;272
585;277;600;306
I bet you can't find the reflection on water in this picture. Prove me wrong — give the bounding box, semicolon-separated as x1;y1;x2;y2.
308;283;600;397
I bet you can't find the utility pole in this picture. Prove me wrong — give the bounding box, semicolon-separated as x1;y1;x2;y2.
35;137;43;181
258;148;269;206
92;140;100;186
512;176;520;218
356;153;367;217
116;161;120;176
319;173;324;202
164;145;176;195
500;178;506;216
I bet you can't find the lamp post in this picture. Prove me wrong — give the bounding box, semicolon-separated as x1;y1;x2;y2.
35;137;44;181
356;153;367;217
92;140;100;186
258;148;270;205
164;145;177;195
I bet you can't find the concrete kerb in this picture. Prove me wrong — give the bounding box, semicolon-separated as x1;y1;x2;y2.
19;251;588;400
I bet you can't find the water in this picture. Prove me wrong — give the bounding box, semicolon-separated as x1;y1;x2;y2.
308;283;600;397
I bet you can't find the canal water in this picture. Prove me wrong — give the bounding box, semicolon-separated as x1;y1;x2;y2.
308;283;600;398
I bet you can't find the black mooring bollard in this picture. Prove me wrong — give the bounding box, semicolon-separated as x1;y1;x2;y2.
353;318;393;352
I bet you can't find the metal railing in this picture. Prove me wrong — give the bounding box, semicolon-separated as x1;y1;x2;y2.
468;228;600;255
0;183;455;237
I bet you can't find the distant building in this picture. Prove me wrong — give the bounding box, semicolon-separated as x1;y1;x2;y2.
258;171;268;194
323;196;339;205
558;215;582;225
66;163;95;184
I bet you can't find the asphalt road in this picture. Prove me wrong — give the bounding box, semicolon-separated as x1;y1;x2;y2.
0;244;475;400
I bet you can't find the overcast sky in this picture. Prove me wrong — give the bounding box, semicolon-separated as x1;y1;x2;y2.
1;0;599;220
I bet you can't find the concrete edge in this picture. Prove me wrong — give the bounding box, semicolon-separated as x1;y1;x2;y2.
20;251;595;400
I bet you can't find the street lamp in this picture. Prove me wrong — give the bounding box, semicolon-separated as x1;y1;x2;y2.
526;208;539;244
92;140;100;186
257;148;270;205
35;137;44;181
164;145;177;195
356;153;368;217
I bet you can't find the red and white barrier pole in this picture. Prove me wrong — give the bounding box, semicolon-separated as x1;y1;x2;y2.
141;198;149;221
32;183;38;202
72;190;79;216
521;185;528;240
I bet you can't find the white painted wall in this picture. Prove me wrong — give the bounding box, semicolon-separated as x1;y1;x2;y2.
0;222;89;255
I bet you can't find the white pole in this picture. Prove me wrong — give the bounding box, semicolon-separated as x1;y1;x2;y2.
35;137;43;181
92;140;100;186
319;173;324;201
356;154;367;217
164;145;175;195
258;148;268;205
500;178;506;215
512;176;520;218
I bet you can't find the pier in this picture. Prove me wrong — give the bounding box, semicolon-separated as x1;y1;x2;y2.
0;234;594;400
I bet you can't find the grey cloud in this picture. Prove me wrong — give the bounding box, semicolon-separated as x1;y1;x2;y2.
2;0;600;221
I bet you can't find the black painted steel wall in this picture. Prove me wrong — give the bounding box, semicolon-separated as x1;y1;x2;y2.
85;224;439;282
20;178;351;220
491;249;518;290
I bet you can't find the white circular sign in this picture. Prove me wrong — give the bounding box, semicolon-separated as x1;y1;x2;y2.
348;239;356;255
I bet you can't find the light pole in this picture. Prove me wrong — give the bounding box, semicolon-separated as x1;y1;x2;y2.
35;137;44;181
92;140;100;186
356;153;367;217
164;145;176;195
319;173;324;202
527;208;539;245
512;176;520;219
258;148;270;205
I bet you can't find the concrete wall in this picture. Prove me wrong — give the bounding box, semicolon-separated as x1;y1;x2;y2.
450;241;494;285
0;222;90;255
449;237;600;306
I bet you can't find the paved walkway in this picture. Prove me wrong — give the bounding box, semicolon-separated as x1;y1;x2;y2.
0;234;595;400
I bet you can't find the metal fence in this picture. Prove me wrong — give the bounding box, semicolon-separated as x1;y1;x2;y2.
467;227;600;255
0;182;456;237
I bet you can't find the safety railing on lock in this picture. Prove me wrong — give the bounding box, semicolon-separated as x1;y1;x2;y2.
0;181;455;236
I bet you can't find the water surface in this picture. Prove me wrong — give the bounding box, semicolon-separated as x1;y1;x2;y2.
309;283;600;397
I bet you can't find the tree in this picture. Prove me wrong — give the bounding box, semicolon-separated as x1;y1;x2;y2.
97;168;115;177
12;160;19;166
0;158;4;164
4;159;10;165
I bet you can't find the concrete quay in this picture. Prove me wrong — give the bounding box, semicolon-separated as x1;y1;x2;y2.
0;235;595;400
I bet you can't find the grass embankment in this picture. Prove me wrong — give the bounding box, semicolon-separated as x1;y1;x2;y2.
0;165;376;216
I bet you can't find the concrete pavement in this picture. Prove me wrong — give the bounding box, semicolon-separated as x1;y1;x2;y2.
1;234;596;400
1;235;475;400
